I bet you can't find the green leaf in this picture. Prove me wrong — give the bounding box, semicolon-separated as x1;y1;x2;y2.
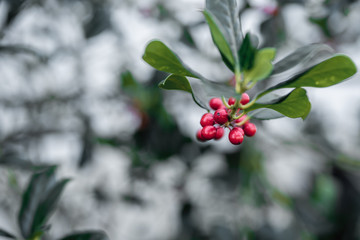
0;228;16;239
31;178;71;235
261;55;357;98
18;166;70;239
59;231;110;240
246;88;311;120
244;48;276;83
203;10;234;70
249;108;285;120
0;150;51;171
272;44;334;75
120;71;138;89
159;74;236;110
159;75;207;109
159;74;192;94
142;40;198;78
205;0;242;68
239;33;257;71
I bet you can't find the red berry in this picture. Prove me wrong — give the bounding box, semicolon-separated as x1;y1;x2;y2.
243;122;257;137
200;113;214;127
240;93;250;105
196;129;207;142
215;127;224;140
233;127;244;136
228;97;236;106
235;115;249;126
201;125;217;140
229;128;244;145
209;98;224;110
214;108;229;125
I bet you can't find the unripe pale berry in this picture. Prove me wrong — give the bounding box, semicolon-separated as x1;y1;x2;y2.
243;122;257;137
200;113;214;127
228;97;236;106
214;108;229;125
209;98;224;110
215;127;224;140
229;128;244;145
240;93;250;105
201;125;217;140
196;129;207;142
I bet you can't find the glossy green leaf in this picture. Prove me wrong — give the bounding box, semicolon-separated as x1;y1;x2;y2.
0;228;16;239
239;33;257;71
205;0;242;68
59;231;110;240
18;166;70;239
249;109;285;120
142;40;198;78
261;55;357;97
159;74;236;110
272;44;334;75
246;88;311;120
203;10;234;69
159;74;192;94
159;75;206;109
244;48;276;83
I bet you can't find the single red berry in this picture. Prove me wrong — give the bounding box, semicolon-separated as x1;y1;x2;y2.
214;108;229;125
196;129;207;142
209;98;224;110
235;115;249;126
228;97;236;106
233;127;244;136
215;127;224;140
240;93;250;105
200;113;214;127
243;122;257;137
228;128;244;145
201;125;217;140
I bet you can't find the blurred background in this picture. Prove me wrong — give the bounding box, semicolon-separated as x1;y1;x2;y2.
1;0;360;239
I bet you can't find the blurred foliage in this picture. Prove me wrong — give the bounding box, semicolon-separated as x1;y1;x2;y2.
0;0;360;240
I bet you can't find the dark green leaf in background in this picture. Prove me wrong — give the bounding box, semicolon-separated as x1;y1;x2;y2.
18;166;70;239
120;71;139;90
59;231;110;240
0;228;16;239
0;150;51;171
31;178;71;236
142;40;198;78
247;88;311;119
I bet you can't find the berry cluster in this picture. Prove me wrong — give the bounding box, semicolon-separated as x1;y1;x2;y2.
196;93;257;145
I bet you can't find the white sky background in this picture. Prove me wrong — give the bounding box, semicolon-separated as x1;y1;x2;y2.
0;0;360;239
